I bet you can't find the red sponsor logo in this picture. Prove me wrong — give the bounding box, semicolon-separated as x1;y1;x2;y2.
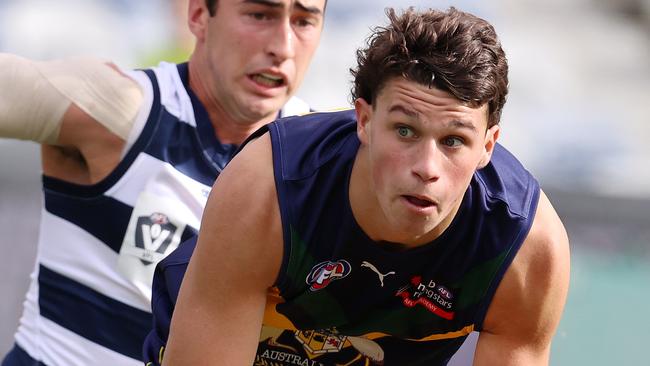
396;275;456;320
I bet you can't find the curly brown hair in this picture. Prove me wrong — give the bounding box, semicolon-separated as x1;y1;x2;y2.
351;7;509;128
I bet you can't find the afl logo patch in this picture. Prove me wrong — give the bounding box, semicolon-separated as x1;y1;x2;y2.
306;260;351;291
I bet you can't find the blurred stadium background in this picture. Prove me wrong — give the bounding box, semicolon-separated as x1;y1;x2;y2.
1;0;649;364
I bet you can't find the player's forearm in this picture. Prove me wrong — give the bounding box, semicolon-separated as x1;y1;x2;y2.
474;352;551;366
474;334;551;366
163;305;264;365
162;259;268;365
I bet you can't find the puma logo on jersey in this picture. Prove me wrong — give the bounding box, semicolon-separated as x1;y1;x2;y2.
361;261;395;287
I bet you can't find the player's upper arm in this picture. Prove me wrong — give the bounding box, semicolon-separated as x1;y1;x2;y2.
0;53;142;146
474;190;570;366
163;133;283;366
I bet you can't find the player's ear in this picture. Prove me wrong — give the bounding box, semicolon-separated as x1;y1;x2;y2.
188;0;209;42
355;98;372;145
477;124;500;169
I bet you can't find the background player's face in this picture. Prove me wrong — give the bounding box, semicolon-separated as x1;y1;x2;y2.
191;0;324;123
355;77;499;246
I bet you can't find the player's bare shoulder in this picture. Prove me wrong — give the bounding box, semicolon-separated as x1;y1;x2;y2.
165;132;282;365
476;190;570;364
199;131;283;287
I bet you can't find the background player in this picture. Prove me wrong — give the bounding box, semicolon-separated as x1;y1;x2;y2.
0;0;325;365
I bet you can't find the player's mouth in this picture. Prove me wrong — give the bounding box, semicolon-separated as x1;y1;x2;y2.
402;195;437;211
250;72;286;88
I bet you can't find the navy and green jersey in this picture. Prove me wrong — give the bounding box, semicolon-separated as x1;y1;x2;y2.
257;109;540;366
143;109;539;366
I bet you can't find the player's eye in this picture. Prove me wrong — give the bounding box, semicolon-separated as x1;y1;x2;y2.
396;126;415;138
293;17;316;28
441;136;464;147
248;12;272;21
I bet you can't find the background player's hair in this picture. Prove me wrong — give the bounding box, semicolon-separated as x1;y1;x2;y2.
351;7;509;128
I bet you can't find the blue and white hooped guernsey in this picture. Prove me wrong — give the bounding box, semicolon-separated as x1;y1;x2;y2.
2;62;311;366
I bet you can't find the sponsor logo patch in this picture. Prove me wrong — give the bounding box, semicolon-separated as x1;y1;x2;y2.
395;275;456;320
305;260;351;291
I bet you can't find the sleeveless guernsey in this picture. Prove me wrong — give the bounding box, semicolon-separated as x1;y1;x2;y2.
3;62;310;366
144;109;540;366
257;109;540;365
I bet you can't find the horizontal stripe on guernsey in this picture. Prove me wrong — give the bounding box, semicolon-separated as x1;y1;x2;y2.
13;317;142;365
2;344;47;366
45;153;207;251
38;265;152;361
43;193;133;254
37;211;151;311
104;154;172;206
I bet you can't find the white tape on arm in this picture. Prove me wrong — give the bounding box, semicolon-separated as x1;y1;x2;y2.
0;54;143;144
36;57;143;141
0;53;69;143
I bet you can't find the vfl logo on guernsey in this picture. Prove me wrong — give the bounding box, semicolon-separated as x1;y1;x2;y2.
396;275;456;320
306;260;351;291
135;212;178;265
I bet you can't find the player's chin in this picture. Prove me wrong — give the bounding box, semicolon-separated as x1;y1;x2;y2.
396;217;441;242
243;96;287;119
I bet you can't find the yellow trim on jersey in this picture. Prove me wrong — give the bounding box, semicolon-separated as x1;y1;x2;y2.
158;345;165;364
361;324;474;342
263;287;474;343
263;288;298;330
